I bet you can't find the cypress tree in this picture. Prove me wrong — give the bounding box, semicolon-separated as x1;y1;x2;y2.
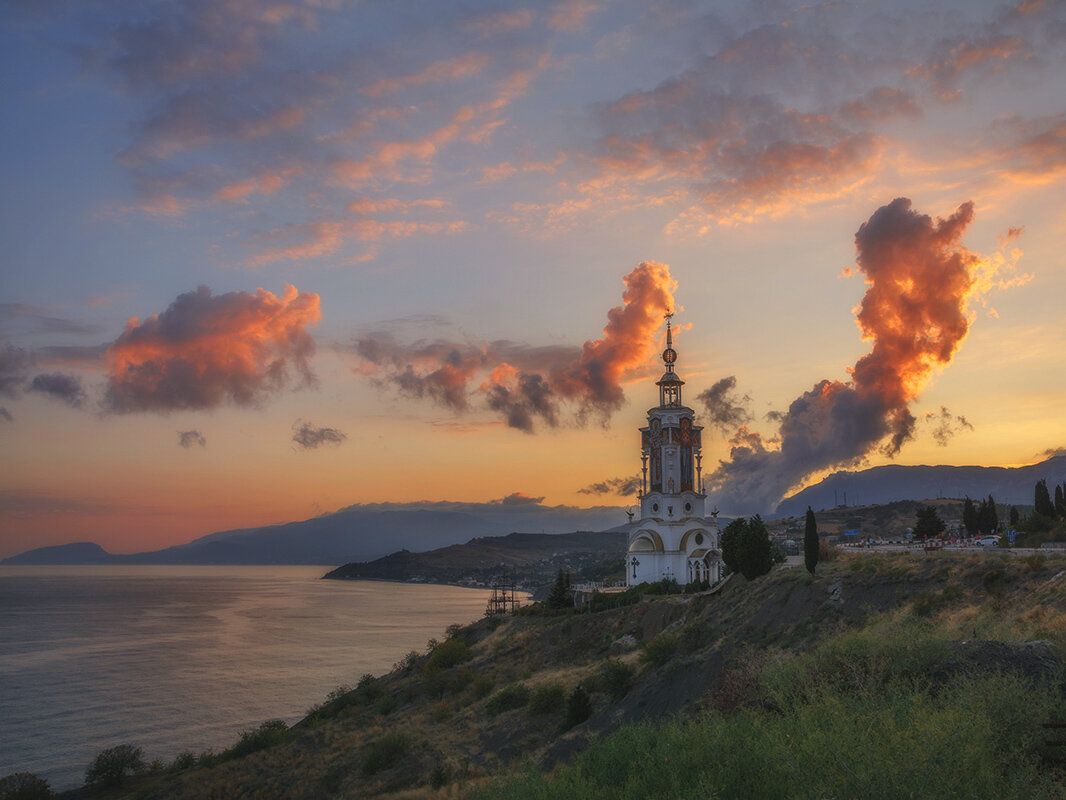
1009;506;1020;528
546;569;571;609
1035;479;1055;518
720;518;744;574
1055;483;1065;518
962;497;978;536
804;506;819;575
737;515;773;580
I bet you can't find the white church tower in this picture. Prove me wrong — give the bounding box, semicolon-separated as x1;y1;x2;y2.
626;313;722;587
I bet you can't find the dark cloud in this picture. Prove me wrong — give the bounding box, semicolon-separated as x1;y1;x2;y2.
178;429;206;448
923;406;974;446
706;198;992;514
104;284;320;413
29;372;87;408
578;475;641;497
0;407;12;423
696;376;752;434
352;261;677;431
0;303;103;337
0;345;32;398
292;419;346;449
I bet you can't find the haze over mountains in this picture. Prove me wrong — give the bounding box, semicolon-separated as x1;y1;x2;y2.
5;457;1064;565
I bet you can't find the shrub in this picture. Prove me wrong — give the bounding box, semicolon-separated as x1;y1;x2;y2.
361;732;408;776
982;568;1005;595
639;633;679;667
598;659;636;701
168;752;196;772
469;674;495;700
224;720;290;761
0;773;54;800
818;540;840;562
561;686;592;731
85;744;144;788
375;694;398;716
528;684;566;715
487;683;531;715
1023;553;1047;572
424;639;472;674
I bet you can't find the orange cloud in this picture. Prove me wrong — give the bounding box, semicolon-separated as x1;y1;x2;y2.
361;52;490;98
706;198;1026;513
354;261;677;431
105;284;321;412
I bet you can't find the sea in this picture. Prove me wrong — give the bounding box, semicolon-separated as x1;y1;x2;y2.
0;565;499;791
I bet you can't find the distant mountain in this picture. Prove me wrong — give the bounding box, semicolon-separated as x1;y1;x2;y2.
776;455;1066;516
1;541;112;565
1;501;628;566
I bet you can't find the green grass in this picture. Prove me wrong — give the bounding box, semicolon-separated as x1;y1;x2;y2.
477;620;1066;800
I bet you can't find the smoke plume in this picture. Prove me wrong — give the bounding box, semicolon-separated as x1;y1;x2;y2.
924;406;974;446
696;376;753;433
105;285;320;413
706;198;1014;514
353;261;677;431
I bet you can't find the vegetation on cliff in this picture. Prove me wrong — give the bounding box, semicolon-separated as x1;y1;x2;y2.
35;550;1066;799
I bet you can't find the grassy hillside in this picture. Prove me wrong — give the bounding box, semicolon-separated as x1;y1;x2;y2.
59;550;1066;799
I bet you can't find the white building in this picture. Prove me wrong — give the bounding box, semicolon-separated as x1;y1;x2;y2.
626;315;722;587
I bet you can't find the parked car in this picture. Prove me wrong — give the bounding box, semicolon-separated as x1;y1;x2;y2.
976;536;1000;546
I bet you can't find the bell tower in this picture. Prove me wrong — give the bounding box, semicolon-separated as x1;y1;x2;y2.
628;310;720;587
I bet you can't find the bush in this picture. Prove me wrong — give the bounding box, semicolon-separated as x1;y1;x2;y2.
528;684;566;715
85;744;144;788
424;639;472;674
639;633;679;667
0;773;54;800
168;752;196;772
487;683;531;715
223;720;290;761
361;732;408;776
818;540;839;562
375;695;398;716
561;686;592;731
598;659;636;701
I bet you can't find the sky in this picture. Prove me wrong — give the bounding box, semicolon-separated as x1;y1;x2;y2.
1;0;1065;558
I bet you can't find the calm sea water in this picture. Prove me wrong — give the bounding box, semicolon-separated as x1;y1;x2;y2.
0;566;497;790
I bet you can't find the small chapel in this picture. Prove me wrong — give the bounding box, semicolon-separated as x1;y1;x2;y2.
626;314;722;587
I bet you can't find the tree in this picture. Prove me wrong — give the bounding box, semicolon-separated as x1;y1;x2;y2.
546;569;571;609
736;515;773;581
977;495;998;535
561;686;591;731
0;773;54;800
720;518;744;575
1055;483;1066;518
1009;506;1020;528
913;505;946;541
804;506;819;575
85;745;144;788
962;497;979;537
1035;479;1055;518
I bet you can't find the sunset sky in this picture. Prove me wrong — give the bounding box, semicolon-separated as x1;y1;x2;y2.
2;0;1064;557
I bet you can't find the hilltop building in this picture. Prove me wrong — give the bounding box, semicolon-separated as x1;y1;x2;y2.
626;314;722;587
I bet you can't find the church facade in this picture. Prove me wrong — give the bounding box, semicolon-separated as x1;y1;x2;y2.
626;315;722;587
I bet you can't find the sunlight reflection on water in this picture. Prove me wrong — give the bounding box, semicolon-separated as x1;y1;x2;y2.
0;565;498;790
